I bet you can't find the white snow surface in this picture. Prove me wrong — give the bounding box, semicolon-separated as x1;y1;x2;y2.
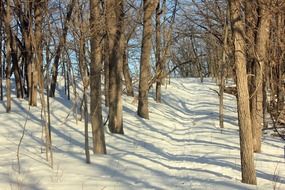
0;78;284;190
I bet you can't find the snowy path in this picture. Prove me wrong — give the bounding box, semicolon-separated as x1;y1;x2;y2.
0;78;284;190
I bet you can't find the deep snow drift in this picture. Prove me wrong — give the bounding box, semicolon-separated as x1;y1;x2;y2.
0;78;284;190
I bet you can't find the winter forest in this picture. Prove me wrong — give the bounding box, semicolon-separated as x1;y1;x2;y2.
0;0;285;189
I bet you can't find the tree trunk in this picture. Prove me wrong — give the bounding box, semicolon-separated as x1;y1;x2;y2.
0;2;3;101
250;0;271;153
78;25;91;163
31;1;45;106
219;12;229;129
123;46;134;97
138;0;158;119
104;36;110;107
229;0;257;185
3;1;12;112
106;0;124;134
11;50;24;99
36;1;53;167
90;0;107;153
155;1;162;103
49;0;75;97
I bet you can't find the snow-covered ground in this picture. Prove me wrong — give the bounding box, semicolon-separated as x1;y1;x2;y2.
0;78;284;190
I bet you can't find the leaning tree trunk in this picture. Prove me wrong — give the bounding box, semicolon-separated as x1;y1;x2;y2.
137;0;158;119
229;0;257;185
106;0;124;134
90;0;107;154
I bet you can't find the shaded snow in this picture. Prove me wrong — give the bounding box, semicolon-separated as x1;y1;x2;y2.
0;78;284;190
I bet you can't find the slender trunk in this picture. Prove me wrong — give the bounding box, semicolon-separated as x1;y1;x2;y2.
155;1;162;103
12;51;24;99
3;1;12;112
138;0;158;119
122;46;134;97
49;0;75;97
155;0;177;101
90;0;107;153
78;26;91;162
219;13;229;129
63;61;67;95
46;45;51;147
83;87;90;163
229;0;257;185
67;60;70;100
104;36;109;106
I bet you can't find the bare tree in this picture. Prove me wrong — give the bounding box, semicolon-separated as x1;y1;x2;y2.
229;0;257;184
137;0;158;119
90;0;107;153
106;0;125;134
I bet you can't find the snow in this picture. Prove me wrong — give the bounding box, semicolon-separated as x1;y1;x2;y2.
0;78;284;190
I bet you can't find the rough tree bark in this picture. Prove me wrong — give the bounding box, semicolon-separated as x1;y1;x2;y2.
3;0;11;112
106;0;124;134
90;0;107;153
138;0;158;119
250;0;271;153
0;0;3;101
229;0;257;185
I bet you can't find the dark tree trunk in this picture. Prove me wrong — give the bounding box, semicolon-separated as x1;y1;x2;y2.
90;0;107;153
106;0;124;134
0;2;3;101
155;1;162;103
3;0;12;112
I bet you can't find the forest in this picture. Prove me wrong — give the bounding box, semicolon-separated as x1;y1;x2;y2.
0;0;285;189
